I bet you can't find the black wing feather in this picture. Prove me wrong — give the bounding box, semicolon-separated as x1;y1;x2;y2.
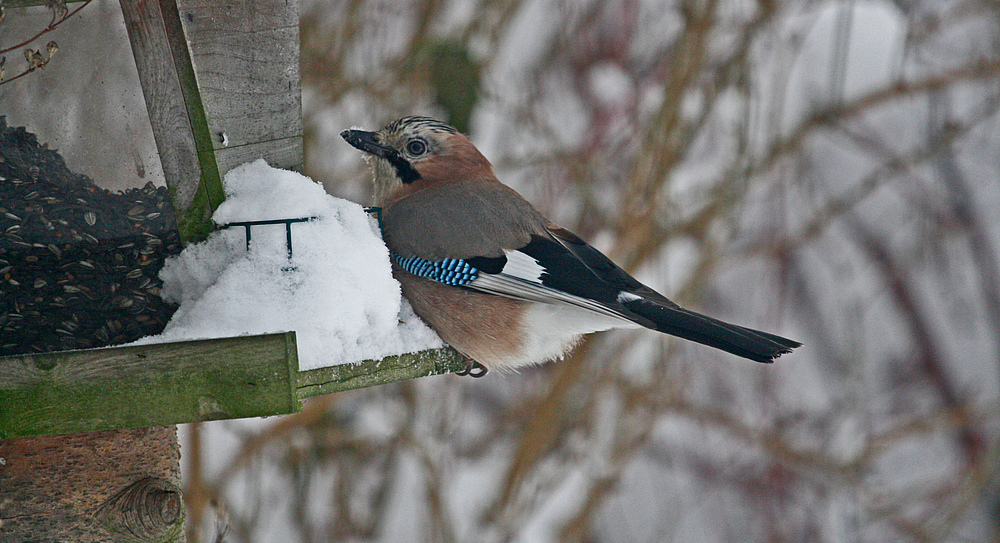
516;235;624;305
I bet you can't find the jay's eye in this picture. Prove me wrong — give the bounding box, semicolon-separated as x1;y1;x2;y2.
405;139;427;156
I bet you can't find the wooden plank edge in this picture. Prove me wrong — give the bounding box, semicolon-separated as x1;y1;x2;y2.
5;0;89;6
212;135;304;174
157;0;225;243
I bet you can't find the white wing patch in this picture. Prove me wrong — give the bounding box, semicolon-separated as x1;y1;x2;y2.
617;291;642;303
500;249;546;282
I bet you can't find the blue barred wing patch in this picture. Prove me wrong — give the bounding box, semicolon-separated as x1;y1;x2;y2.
393;253;479;286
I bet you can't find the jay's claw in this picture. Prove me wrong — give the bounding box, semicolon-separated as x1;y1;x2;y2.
455;359;488;378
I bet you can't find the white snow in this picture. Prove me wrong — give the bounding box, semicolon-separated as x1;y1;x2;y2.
136;159;443;370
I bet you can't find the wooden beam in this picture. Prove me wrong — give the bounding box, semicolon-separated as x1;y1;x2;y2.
121;0;224;244
0;332;300;439
296;347;468;399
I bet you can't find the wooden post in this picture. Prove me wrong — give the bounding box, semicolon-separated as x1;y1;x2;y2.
0;338;474;439
121;0;223;244
121;0;303;244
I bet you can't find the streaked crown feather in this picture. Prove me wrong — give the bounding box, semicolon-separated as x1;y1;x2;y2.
382;116;459;136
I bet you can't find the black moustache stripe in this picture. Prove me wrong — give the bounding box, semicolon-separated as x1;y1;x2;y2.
383;149;421;184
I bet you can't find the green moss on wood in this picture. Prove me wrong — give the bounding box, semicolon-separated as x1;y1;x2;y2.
0;333;300;439
296;346;468;398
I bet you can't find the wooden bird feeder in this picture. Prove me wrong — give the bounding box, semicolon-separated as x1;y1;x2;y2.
0;1;463;540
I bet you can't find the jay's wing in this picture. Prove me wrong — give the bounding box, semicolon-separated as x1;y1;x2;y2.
382;180;638;322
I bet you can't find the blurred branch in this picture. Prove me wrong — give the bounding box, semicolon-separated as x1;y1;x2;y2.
185;393;342;541
272;1;1000;540
0;0;93;84
752;57;1000;178
482;339;599;529
0;0;94;86
767;106;986;256
617;0;719;270
847;216;983;466
2;1;60;55
184;347;468;540
608;0;779;272
929;90;1000;367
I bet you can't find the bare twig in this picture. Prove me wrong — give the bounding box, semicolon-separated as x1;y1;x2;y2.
0;0;92;85
0;0;91;55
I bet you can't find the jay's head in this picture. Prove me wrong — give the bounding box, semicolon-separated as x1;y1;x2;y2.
341;116;494;204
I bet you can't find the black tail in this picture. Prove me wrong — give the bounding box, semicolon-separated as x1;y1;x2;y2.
621;298;800;363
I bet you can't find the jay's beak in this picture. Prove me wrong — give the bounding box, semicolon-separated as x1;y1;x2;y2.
341;129;423;184
341;130;393;158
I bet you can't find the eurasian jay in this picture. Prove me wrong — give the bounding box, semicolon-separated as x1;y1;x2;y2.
342;116;799;376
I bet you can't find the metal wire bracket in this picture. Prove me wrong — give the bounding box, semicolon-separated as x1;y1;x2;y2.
222;217;317;259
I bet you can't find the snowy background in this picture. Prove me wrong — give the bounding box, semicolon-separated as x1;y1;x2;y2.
7;0;1000;541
